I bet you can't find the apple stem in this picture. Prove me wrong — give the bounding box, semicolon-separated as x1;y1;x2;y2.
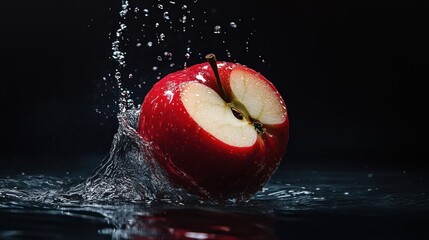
205;53;227;101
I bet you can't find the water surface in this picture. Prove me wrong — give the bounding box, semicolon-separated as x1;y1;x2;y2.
1;164;427;239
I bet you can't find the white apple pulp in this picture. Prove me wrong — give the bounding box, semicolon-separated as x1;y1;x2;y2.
180;68;287;148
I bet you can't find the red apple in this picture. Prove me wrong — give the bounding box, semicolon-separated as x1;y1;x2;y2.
137;54;289;201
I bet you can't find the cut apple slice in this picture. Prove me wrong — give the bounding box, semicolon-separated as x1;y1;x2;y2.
230;68;287;125
181;81;257;147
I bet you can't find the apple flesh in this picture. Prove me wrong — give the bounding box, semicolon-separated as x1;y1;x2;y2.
138;54;289;201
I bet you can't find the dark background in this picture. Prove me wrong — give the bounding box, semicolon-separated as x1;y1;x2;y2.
0;0;427;177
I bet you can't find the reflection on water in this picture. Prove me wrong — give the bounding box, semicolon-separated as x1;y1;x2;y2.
103;208;277;240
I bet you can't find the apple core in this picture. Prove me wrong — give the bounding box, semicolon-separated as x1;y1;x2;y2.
180;82;257;147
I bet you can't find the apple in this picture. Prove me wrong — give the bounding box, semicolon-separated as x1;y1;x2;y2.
137;54;289;201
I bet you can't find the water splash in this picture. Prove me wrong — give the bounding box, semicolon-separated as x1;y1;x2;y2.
114;0;134;113
2;160;428;239
0;110;197;206
98;0;265;118
63;109;189;203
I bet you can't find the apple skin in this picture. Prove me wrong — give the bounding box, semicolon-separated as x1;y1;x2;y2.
137;61;289;201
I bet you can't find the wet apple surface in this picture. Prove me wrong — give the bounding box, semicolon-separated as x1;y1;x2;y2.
137;54;289;201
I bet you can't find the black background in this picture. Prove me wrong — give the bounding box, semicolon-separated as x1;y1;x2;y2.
0;0;427;177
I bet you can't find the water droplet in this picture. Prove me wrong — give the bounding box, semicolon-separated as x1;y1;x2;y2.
119;0;129;17
185;53;190;59
136;43;142;47
163;12;170;20
128;73;133;79
159;33;165;41
115;72;121;80
213;25;221;34
126;99;134;108
152;66;158;71
157;4;163;9
230;22;237;28
157;56;163;61
147;41;153;47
